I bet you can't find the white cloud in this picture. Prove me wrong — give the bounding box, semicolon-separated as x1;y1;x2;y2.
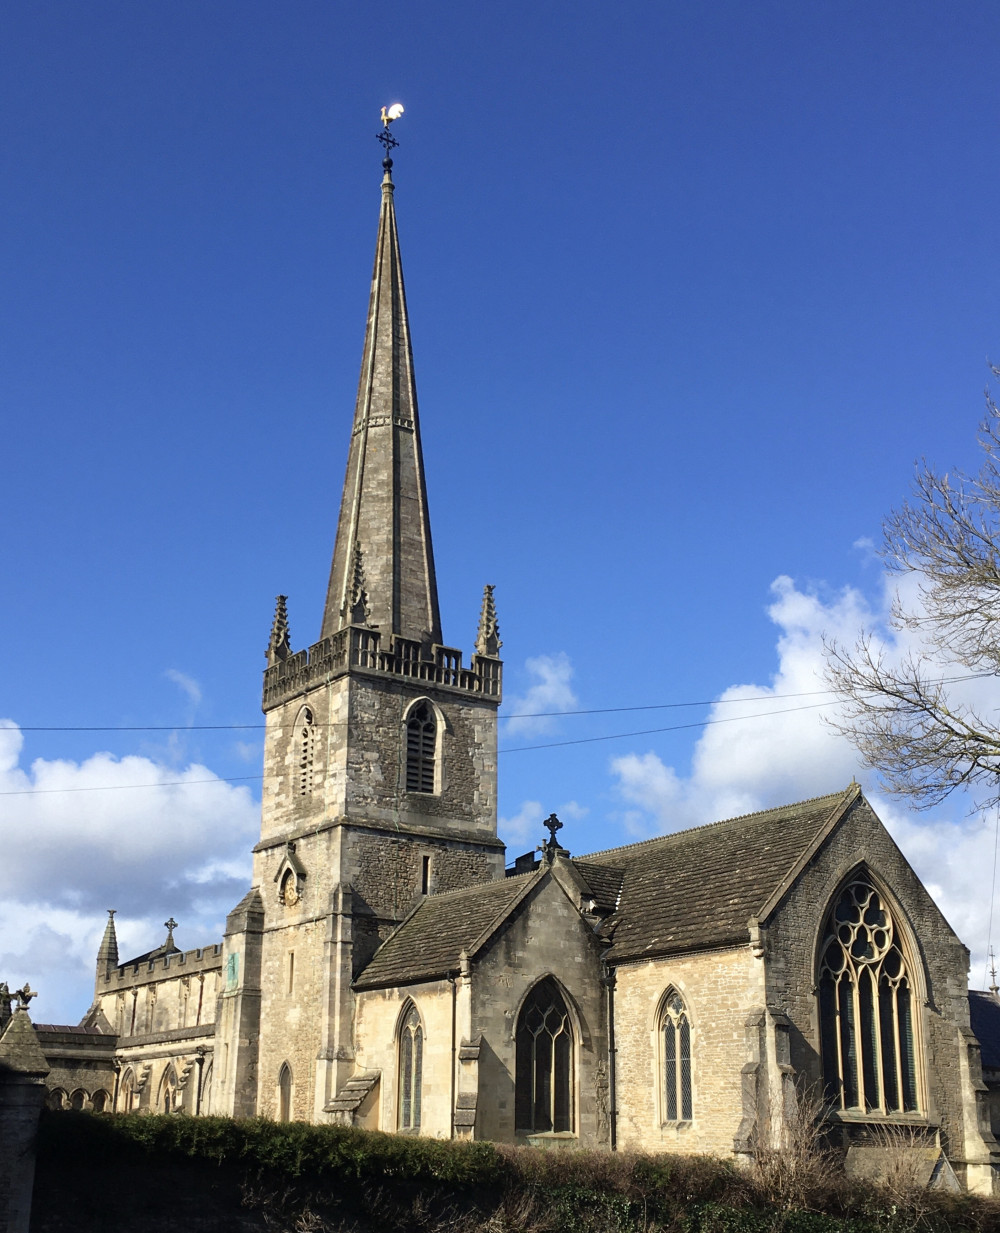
165;668;203;707
499;797;589;852
607;573;1000;987
0;720;257;1024
503;653;579;736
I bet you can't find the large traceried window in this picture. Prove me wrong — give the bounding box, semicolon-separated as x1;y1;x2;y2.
398;1003;423;1130
515;979;574;1134
660;989;692;1123
818;875;919;1114
405;701;437;794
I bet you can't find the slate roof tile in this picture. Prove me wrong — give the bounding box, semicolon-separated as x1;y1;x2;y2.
594;790;849;962
354;873;536;989
353;788;854;988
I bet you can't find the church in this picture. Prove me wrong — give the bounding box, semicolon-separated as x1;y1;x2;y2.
30;140;1000;1195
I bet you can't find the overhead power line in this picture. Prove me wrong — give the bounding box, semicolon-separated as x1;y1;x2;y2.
9;670;992;733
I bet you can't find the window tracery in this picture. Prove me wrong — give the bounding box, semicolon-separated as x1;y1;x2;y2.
818;875;919;1114
398;1003;423;1130
660;989;692;1122
515;978;574;1134
405;701;437;794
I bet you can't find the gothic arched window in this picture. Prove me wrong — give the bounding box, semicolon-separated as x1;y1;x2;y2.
278;1062;292;1122
818;875;920;1114
158;1065;178;1115
295;707;316;797
515;979;574;1134
660;989;692;1122
117;1069;135;1113
405;701;437;794
398;1003;423;1130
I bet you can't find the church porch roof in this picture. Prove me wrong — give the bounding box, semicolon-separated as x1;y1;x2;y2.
353;871;539;990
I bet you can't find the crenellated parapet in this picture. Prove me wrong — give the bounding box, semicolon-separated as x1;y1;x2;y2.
263;624;502;712
99;944;223;992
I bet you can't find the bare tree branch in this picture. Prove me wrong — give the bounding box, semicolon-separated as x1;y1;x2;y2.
825;366;1000;808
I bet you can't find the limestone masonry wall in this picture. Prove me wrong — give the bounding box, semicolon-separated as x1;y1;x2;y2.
612;947;759;1157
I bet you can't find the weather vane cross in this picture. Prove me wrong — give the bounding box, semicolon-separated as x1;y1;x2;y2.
377;103;404;159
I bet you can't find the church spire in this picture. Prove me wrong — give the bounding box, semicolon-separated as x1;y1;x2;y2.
320;153;441;646
94;909;118;993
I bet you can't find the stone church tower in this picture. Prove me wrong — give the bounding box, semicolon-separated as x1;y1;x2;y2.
212;155;505;1122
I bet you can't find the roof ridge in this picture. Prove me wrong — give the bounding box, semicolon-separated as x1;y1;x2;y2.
581;787;853;862
421;870;535;902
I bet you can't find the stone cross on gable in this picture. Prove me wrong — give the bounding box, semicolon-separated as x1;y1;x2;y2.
164;918;178;948
542;813;568;862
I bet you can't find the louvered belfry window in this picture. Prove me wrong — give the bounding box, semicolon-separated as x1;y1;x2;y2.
818;876;919;1114
398;1004;423;1130
661;990;693;1122
405;701;436;793
514;979;574;1134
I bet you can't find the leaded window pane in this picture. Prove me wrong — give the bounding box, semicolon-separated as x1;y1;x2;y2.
817;877;920;1114
661;990;693;1123
399;1006;422;1130
514;980;574;1134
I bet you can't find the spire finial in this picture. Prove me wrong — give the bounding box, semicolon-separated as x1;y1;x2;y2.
475;585;502;657
990;947;998;996
267;595;291;665
344;542;371;626
377;103;404;176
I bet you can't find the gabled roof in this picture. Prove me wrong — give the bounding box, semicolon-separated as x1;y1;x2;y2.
354;786;859;990
588;788;855;963
354;872;539;989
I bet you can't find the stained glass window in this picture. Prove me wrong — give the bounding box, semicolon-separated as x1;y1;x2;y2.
818;876;919;1113
661;990;692;1122
515;979;574;1134
399;1004;423;1130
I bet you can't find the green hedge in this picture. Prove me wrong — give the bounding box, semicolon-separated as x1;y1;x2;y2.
34;1112;1000;1233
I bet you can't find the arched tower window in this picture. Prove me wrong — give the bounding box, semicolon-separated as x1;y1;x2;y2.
818;875;920;1114
405;701;437;794
515;978;574;1134
398;1003;423;1130
660;989;692;1122
278;1062;292;1122
295;707;316;796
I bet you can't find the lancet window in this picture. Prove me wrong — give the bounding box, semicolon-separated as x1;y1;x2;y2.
514;979;574;1134
660;989;692;1122
398;1003;423;1130
278;1062;292;1122
295;707;316;797
818;875;919;1114
405;701;437;794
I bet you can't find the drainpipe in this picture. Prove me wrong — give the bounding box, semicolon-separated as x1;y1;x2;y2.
195;1046;206;1115
448;972;458;1139
604;963;618;1150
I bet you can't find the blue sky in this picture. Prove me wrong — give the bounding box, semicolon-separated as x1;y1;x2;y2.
4;2;1000;1021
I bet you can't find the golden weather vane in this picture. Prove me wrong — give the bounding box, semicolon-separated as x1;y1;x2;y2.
377;103;405;161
